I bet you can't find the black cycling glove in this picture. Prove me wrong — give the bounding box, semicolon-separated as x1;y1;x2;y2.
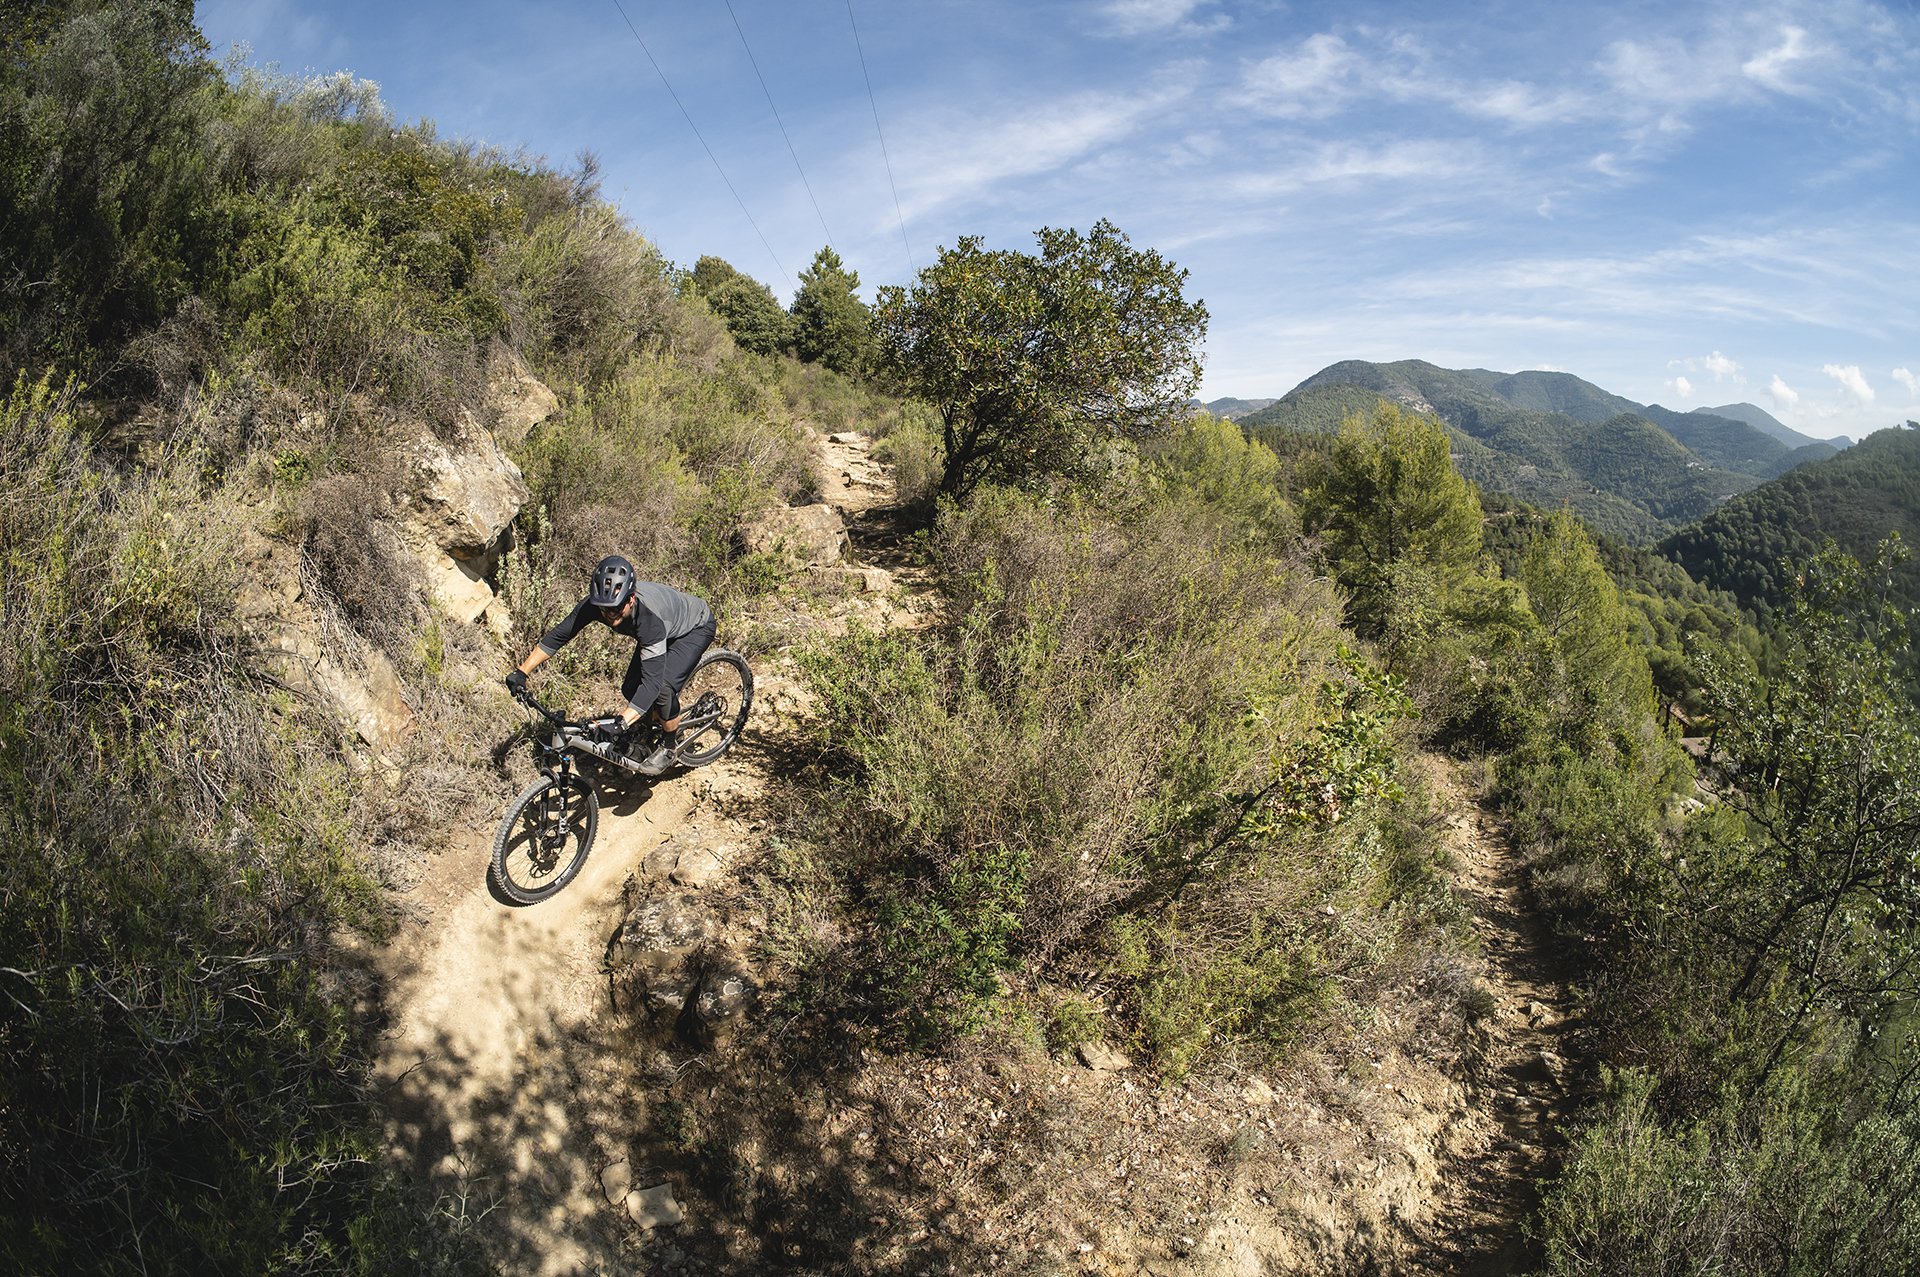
506;669;528;696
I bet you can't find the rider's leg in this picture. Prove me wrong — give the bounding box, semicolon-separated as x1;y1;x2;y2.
637;619;716;771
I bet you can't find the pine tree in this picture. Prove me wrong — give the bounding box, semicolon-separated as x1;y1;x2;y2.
789;246;869;374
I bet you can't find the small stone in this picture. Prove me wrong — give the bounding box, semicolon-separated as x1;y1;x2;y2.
1077;1041;1132;1071
599;1159;631;1204
1241;1077;1277;1106
671;845;726;889
627;1182;684;1229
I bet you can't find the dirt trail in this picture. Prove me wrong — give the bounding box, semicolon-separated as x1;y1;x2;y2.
1403;758;1586;1274
375;426;904;1275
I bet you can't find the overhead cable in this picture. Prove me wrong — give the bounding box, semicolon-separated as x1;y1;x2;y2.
608;0;790;288
724;0;836;254
846;0;916;276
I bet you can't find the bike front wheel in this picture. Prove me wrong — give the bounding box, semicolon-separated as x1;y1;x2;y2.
675;649;753;767
491;773;599;905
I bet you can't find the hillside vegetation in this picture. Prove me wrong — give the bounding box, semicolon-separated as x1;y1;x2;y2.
1659;426;1920;618
0;5;892;1269
8;6;1920;1275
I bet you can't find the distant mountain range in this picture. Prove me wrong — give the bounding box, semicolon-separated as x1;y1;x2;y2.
1202;397;1278;420
1690;403;1850;451
1240;360;1849;543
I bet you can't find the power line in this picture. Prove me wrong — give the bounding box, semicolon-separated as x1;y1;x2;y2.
723;0;835;255
846;0;915;276
608;0;790;289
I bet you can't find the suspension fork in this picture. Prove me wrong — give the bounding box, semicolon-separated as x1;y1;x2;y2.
536;740;577;844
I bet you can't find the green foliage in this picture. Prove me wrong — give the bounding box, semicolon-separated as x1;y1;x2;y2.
871;402;945;510
0;377;482;1273
788;246;870;374
691;254;794;356
787;485;1440;1062
1303;401;1484;646
873;220;1208;500
1146;412;1296;545
1538;1065;1920;1276
0;0;221;375
1659;426;1920;683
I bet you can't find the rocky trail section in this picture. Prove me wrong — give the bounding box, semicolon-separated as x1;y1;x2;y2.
373;425;920;1275
372;420;1584;1276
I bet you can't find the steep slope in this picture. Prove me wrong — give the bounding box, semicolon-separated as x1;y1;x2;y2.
1657;425;1920;620
1697;401;1849;450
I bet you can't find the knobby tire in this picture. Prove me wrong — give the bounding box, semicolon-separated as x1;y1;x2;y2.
491;773;598;905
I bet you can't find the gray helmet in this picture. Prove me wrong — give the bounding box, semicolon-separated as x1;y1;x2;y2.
588;555;636;610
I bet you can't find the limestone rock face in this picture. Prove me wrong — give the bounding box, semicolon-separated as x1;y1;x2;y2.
401;409;529;562
392;365;552;629
739;503;849;567
488;349;559;447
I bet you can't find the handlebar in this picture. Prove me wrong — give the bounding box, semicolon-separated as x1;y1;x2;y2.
513;688;572;729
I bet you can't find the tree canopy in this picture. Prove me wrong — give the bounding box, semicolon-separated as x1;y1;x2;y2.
691;254;793;356
788;246;869;374
873;219;1208;500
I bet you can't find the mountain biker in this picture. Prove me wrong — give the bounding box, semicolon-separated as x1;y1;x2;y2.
506;555;716;776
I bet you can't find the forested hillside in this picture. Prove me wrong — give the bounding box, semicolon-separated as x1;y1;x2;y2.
1244;358;1860;543
1658;425;1920;661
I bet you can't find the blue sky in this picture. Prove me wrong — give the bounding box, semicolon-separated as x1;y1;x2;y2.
197;0;1920;440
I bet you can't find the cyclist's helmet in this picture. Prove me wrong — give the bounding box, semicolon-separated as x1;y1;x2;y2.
588;554;637;610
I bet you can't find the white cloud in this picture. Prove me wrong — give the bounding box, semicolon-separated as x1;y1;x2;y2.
1097;0;1224;37
1894;368;1920;397
1235;34;1360;118
1769;375;1801;408
1670;350;1743;379
1669;375;1694;398
1742;25;1811;91
1822;363;1875;401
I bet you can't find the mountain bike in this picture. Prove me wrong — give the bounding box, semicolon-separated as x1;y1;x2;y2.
491;648;753;905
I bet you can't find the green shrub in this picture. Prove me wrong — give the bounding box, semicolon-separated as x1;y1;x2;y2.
788;486;1443;1060
0;377;482;1272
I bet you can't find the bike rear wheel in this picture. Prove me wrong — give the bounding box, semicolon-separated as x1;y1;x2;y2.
674;649;753;766
491;773;598;905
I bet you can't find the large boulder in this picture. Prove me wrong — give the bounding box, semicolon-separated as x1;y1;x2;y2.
739;503;849;567
399;409;529;562
607;878;757;1044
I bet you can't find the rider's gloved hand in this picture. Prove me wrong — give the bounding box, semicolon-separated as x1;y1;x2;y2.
592;720;627;747
506;669;528;696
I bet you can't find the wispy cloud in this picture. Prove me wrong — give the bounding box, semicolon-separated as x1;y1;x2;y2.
1095;0;1227;37
1822;362;1876;400
1892;367;1919;397
1229;139;1484;197
1770;375;1802;407
1233;33;1359;119
1669;375;1695;398
886;84;1188;223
